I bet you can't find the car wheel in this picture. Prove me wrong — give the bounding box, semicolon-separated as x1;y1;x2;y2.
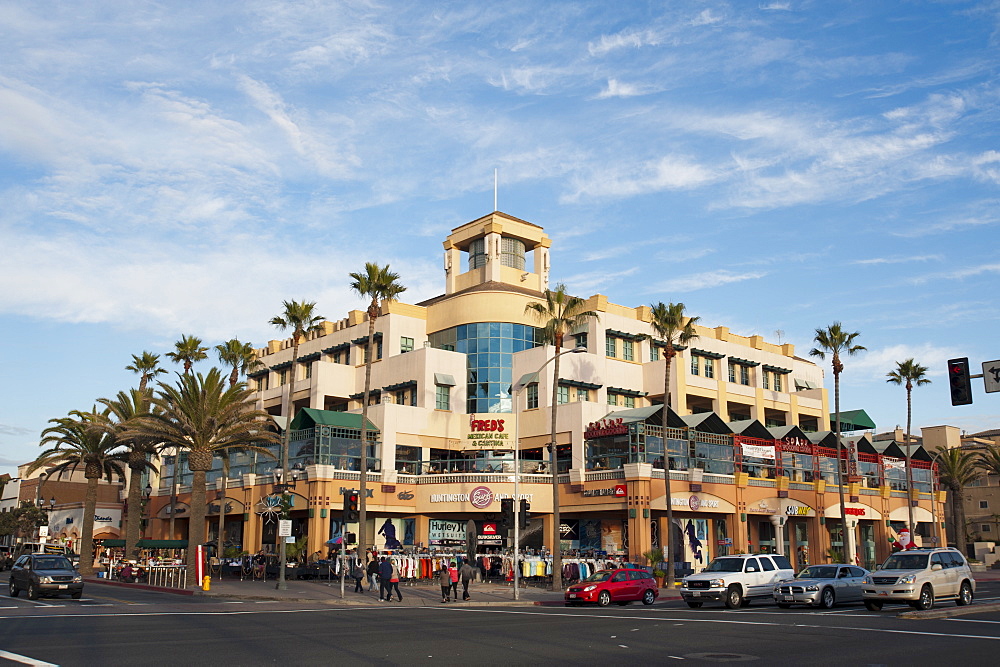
685;600;703;608
597;590;612;607
819;587;836;609
8;580;18;597
864;600;883;612
913;585;934;611
957;581;973;606
642;589;655;606
724;586;743;609
27;583;39;600
777;603;792;609
72;591;83;600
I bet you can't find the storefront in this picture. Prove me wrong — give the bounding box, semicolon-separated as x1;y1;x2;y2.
826;502;882;570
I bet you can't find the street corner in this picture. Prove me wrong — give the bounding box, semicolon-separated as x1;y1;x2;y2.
898;601;1000;620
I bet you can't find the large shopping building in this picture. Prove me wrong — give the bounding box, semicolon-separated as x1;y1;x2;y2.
147;211;944;572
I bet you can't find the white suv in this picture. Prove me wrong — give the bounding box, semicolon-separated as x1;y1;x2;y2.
862;547;975;611
680;554;795;609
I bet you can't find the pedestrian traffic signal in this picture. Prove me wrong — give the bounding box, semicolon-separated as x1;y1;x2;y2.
519;499;530;530
343;490;360;522
947;357;973;406
500;498;514;528
345;532;357;545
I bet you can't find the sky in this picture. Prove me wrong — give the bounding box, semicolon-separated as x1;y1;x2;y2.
2;0;1000;478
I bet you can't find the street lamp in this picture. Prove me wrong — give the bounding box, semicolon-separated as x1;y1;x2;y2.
510;346;586;600
274;461;305;590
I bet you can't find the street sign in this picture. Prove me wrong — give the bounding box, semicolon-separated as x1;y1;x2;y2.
277;519;292;537
38;526;49;538
983;360;1000;394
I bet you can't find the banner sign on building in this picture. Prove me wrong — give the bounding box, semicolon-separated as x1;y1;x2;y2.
581;484;627;498
584;418;627;440
883;458;905;470
464;414;515;450
741;443;776;460
429;519;466;545
476;521;504;546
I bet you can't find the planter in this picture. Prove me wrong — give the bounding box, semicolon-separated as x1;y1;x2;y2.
655;575;665;588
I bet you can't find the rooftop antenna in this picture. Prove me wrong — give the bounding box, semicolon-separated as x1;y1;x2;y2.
494;168;498;212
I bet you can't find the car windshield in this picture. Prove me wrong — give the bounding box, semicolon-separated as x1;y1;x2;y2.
582;570;613;583
704;558;745;573
882;554;929;570
34;557;73;570
797;566;838;579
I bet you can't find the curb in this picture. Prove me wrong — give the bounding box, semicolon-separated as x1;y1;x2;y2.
84;577;194;596
898;601;1000;620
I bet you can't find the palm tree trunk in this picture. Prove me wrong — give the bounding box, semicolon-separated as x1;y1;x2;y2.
187;468;208;587
904;385;916;539
79;475;100;575
955;485;968;553
216;472;228;562
125;460;144;559
834;370;855;564
359;307;377;552
550;339;563;591
664;351;675;589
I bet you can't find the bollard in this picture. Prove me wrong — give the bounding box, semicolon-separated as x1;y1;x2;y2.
202;575;211;591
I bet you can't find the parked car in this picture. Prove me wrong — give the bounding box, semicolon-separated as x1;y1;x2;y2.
565;567;659;607
8;553;84;600
773;564;870;608
680;553;795;609
862;547;974;611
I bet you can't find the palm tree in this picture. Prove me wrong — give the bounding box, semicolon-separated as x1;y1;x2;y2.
886;359;931;538
98;390;159;559
215;338;258;388
166;335;209;374
935;446;981;549
32;408;127;575
525;283;598;592
269;300;324;589
349;263;406;551
810;323;865;564
648;301;700;589
126;351;167;393
129;369;278;585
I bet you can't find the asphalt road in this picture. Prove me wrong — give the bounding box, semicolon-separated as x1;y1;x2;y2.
2;576;1000;666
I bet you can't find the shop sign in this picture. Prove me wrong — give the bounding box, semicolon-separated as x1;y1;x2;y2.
671;496;720;509
779;437;812;454
585;418;627;439
747;499;777;514
429;519;466;545
742;443;776;460
844;507;867;517
581;484;627;498
786;506;811;516
477;521;503;546
465;414;514;450
717;538;733;546
883;458;905;470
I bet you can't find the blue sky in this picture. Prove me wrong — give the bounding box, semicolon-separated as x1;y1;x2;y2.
2;1;999;477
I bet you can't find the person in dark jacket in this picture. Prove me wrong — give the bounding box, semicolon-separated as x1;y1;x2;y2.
378;557;392;601
367;558;379;591
439;564;451;602
351;561;365;593
460;557;477;600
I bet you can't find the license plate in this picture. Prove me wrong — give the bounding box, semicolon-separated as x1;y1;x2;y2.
783;596;794;601
692;592;701;597
58;584;68;589
878;592;887;596
569;594;577;598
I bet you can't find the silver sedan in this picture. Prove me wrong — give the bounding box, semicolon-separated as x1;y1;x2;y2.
772;564;870;609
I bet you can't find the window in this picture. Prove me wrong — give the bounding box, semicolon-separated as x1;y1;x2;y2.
303;363;312;380
400;337;414;353
557;385;569;405
623;339;634;361
980;501;989;509
527;384;539;409
395;389;408;406
576;387;589;402
740;365;750;386
762;370;770;390
624;395;635;408
773;373;782;392
606;336;617;358
257;375;269;391
760;557;776;572
703;358;714;379
728;362;736;383
575;332;588;350
435;385;450;410
278;369;287;386
650;346;660;361
982;524;992;533
607;393;619;406
691;355;700;376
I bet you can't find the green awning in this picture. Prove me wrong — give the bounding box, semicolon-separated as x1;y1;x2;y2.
833;409;876;431
289;407;378;432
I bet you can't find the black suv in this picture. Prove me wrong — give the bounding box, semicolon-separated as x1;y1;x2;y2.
9;553;84;600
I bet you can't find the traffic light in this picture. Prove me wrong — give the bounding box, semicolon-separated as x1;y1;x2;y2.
519;499;530;531
500;498;514;528
343;490;359;522
947;357;973;406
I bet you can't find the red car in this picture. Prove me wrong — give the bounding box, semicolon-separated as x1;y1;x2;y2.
565;568;659;607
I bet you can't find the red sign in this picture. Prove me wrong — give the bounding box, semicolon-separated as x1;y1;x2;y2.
470;486;494;509
585;418;627;439
779;437;812;454
689;495;701;511
482;522;497;534
614;484;627;497
470;418;505;432
844;507;866;517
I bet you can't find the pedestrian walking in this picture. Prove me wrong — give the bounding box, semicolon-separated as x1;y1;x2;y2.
448;560;459;600
352;561;365;593
378;556;393;601
385;558;403;602
439;564;451;602
460;557;476;600
367;558;379;591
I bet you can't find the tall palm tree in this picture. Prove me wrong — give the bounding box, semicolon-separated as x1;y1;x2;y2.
98;389;159;559
810;322;865;564
935;446;981;549
215;338;258;388
128;369;279;585
349;263;406;551
648;301;700;589
126;351;167;393
886;359;931;538
525;283;598;592
269;300;324;589
166;335;209;374
32;408;127;575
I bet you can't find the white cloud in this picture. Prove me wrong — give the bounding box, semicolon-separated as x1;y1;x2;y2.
852;255;942;265
691;9;723;26
848;344;959;383
564;155;718;202
595;79;661;99
588;29;662;57
648;270;767;293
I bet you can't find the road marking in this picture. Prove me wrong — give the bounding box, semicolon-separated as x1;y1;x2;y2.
946;618;1000;624
0;648;59;666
